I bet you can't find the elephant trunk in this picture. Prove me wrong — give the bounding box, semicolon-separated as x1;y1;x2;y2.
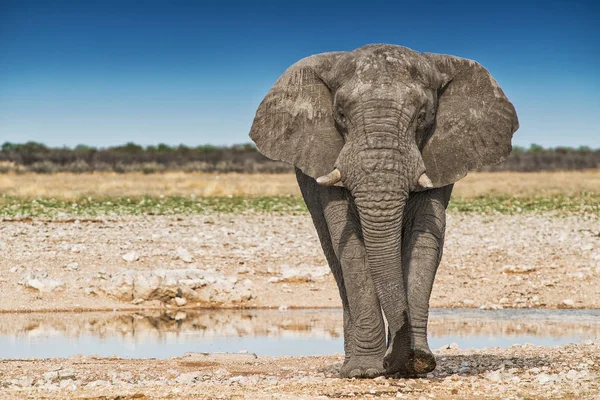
352;169;412;372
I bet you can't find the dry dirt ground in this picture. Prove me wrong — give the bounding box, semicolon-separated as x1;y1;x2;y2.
1;213;599;311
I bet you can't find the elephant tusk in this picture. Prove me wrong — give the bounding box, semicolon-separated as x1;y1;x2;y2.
316;168;342;186
417;172;434;189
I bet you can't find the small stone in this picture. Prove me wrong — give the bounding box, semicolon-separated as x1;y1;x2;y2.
439;342;459;350
175;297;187;306
86;380;110;388
43;371;59;381
65;262;80;271
175;371;203;385
562;299;575;307
122;251;140;262
167;369;180;378
131;298;144;305
60;379;76;389
59;369;76;380
84;286;98;296
12;376;34;387
566;369;579;380
70;244;86;253
278;305;288;311
535;373;553;384
176;247;194;263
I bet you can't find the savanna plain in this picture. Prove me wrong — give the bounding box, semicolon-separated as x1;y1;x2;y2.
1;170;599;399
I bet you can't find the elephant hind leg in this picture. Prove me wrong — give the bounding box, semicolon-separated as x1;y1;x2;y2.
402;184;453;375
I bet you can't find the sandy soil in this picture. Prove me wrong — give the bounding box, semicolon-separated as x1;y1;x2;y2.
1;213;599;312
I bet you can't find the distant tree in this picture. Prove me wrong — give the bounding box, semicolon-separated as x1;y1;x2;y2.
156;143;173;152
1;142;16;152
528;143;545;152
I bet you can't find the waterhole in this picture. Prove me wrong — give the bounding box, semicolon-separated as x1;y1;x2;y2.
1;309;598;359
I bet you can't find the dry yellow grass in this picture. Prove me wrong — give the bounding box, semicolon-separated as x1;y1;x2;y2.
0;170;598;199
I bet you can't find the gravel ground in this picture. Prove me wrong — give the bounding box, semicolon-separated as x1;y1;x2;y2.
1;213;599;311
1;341;599;399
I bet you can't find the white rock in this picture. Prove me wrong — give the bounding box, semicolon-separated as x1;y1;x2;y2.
60;379;77;389
70;244;86;253
43;371;59;381
122;251;140;262
562;299;575;307
11;376;34;387
86;380;110;388
65;262;80;271
175;297;187;306
175;371;203;385
59;369;76;380
19;272;64;293
84;286;99;296
176;247;194;263
439;342;459;350
535;373;554;384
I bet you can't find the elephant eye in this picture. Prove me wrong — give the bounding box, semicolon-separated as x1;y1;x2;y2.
416;109;427;124
337;108;348;125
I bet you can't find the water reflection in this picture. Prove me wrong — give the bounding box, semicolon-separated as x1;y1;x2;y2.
1;309;598;359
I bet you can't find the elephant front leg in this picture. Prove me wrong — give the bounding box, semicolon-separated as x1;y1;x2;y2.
320;188;387;379
402;185;453;375
295;170;354;364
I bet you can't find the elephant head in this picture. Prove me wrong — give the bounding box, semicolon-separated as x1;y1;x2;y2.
249;44;518;370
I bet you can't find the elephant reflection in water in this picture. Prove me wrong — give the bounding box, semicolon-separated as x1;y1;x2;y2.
249;44;518;378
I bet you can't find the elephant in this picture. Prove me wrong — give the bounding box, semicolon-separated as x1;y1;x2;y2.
248;44;518;378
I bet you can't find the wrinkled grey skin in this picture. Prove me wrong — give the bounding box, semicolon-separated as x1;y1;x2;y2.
249;44;518;378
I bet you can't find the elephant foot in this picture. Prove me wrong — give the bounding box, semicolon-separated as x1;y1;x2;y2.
410;347;436;375
340;356;385;379
382;322;412;375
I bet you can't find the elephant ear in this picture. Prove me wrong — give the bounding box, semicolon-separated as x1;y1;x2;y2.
249;53;346;180
421;53;519;187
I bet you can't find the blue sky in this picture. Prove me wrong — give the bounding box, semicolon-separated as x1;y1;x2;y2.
1;0;598;149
